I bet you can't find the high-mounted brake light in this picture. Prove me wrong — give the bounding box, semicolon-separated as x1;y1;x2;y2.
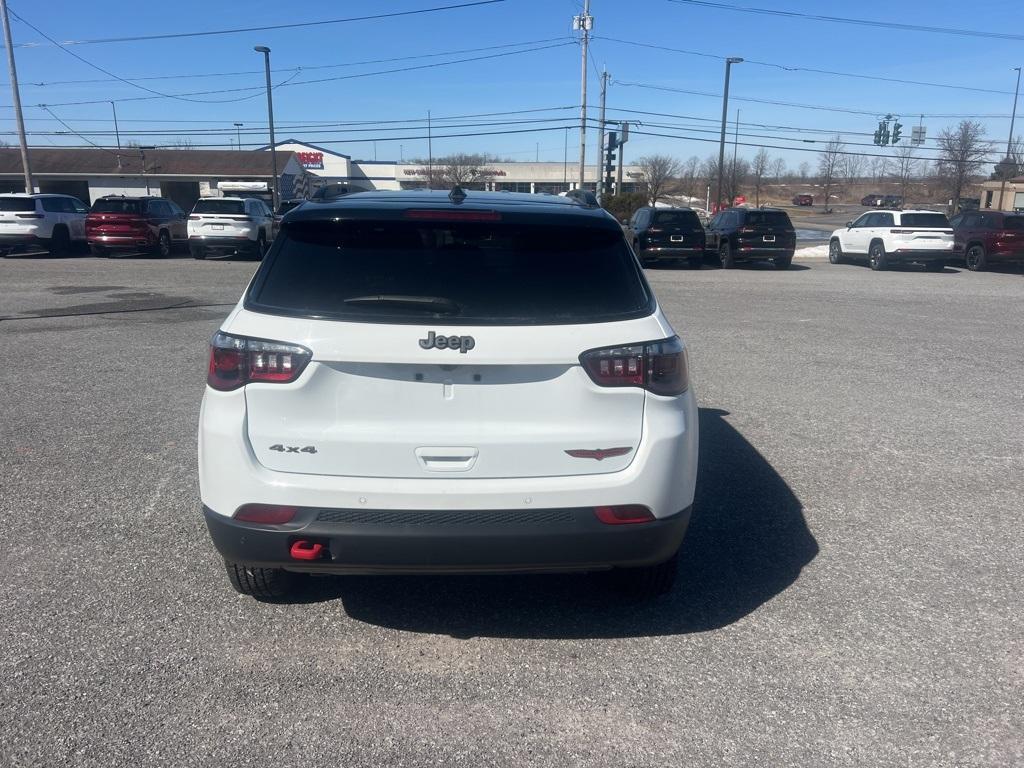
404;209;501;222
579;336;689;396
207;332;312;391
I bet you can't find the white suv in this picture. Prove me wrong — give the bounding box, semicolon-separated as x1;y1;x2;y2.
188;197;274;259
199;191;699;599
828;209;953;271
0;193;89;256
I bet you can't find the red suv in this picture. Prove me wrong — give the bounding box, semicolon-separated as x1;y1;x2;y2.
951;210;1024;271
792;194;813;207
86;196;188;257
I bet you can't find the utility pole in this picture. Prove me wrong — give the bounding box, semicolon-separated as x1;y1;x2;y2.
596;68;609;201
574;0;593;190
1;0;33;193
427;110;433;189
999;66;1021;211
254;46;279;210
233;122;243;151
563;127;568;186
716;57;743;212
110;102;122;150
730;108;740;205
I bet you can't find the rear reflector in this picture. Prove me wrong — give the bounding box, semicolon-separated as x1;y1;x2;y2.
580;336;689;396
208;331;312;391
594;505;655;525
404;209;501;222
233;504;298;524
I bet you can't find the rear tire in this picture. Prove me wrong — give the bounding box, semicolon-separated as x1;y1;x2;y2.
613;551;678;598
153;230;172;258
719;241;735;269
828;239;844;264
190;244;206;260
224;560;295;600
868;241;888;271
965;244;987;272
48;226;70;257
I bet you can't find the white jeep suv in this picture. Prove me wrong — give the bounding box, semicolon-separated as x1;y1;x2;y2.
199;190;699;599
0;193;89;256
188;197;274;259
828;209;953;271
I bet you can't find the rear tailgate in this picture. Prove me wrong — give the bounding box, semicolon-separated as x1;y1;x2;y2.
645;210;704;249
735;210;795;250
189;200;251;238
892;213;954;251
232;212;664;481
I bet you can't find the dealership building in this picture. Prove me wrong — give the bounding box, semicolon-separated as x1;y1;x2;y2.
0;141;644;208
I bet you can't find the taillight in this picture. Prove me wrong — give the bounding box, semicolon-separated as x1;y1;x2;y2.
207;331;312;391
233;504;298;524
188;215;200;220
579;336;689;396
593;505;655;525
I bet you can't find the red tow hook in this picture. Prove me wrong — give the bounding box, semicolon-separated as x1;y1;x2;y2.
290;540;326;561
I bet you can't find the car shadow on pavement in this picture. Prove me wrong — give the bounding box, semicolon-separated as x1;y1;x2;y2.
301;407;818;638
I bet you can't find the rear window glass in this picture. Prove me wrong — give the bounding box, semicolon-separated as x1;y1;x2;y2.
900;213;949;228
744;210;792;227
0;197;37;212
653;210;701;228
91;199;142;214
193;199;245;215
249;220;651;325
1002;216;1024;230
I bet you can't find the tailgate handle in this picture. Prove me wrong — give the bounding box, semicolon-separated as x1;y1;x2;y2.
415;446;478;472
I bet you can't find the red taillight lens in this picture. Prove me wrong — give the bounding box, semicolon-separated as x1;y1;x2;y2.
580;336;689;396
207;332;312;391
594;505;655;525
404;209;501;222
233;504;299;524
188;214;201;220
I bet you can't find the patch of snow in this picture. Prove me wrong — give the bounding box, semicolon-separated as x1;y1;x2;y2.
795;244;830;260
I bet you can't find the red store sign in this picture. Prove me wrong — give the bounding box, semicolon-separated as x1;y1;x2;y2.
296;151;325;170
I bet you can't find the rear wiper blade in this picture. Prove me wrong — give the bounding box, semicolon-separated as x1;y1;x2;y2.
343;294;461;314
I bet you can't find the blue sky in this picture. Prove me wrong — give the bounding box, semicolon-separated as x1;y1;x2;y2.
2;0;1020;171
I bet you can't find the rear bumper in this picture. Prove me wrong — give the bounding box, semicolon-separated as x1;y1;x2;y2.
888;249;952;263
204;504;691;574
733;247;794;261
639;246;704;259
0;233;43;248
189;235;257;252
88;234;153;248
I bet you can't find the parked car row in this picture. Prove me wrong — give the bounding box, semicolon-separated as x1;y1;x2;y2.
624;205;797;270
828;208;1024;271
0;192;280;259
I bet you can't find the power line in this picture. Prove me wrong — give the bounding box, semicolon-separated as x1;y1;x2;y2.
613;80;1013;119
595;36;1017;96
2;41;574;108
666;0;1024;42
13;37;570;88
5;0;507;47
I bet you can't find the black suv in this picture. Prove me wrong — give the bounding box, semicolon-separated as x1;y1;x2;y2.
705;207;796;269
626;206;705;269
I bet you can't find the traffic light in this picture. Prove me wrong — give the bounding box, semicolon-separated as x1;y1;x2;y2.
891;122;903;144
605;131;618;176
880;123;891;146
874;125;884;146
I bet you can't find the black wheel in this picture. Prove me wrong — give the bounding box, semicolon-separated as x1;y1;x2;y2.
925;260;945;273
868;241;888;271
687;257;703;270
612;551;678;598
965;244;987;272
89;244;107;258
773;255;793;270
224;560;295;600
190;244;206;260
828;239;844;264
153;230;172;258
255;232;267;261
48;226;70;257
719;241;735;269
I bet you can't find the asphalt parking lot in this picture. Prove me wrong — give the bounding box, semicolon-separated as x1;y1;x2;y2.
2;254;1022;767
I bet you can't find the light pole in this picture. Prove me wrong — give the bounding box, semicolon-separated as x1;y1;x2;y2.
716;57;743;212
233;122;243;151
998;67;1021;210
138;145;155;194
254;46;279;210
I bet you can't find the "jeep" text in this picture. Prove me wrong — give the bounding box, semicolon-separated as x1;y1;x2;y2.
418;331;476;354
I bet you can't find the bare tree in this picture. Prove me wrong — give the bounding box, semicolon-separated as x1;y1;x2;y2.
798;161;811;180
410;153;500;189
935;120;990;213
751;148;771;207
723;157;750;206
991;135;1024;181
680;155;702;200
839;152;866;185
818;136;845;213
770;156;786;183
892;145;918;204
637;154;683;205
869;156;889;185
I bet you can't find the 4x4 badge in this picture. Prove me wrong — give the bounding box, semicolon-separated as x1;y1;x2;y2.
419;331;475;354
